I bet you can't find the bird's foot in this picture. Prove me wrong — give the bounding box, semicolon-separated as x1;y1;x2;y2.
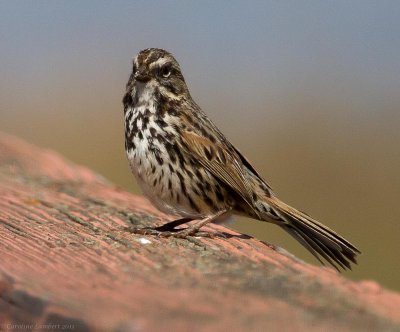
126;226;214;239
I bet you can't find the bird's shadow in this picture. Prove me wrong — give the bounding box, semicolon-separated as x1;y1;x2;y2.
215;231;252;240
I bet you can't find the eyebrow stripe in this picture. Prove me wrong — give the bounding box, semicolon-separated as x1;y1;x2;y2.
150;58;169;69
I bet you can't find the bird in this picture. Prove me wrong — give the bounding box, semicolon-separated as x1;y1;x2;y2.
123;48;360;270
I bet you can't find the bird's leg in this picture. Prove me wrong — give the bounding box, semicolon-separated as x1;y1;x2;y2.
159;210;228;238
154;217;194;231
127;210;228;238
127;217;193;236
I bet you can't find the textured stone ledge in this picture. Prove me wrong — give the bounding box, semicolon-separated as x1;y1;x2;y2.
0;132;399;331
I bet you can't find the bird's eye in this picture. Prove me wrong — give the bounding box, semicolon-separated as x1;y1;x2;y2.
160;66;171;78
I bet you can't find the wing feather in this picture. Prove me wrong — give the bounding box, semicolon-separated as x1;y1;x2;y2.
181;130;255;208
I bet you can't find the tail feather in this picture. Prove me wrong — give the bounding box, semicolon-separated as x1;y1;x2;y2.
263;197;360;271
287;224;351;270
283;225;331;267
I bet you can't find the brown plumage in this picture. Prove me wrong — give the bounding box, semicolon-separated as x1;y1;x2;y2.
123;48;360;270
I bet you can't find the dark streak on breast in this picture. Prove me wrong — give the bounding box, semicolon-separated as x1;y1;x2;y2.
187;195;201;213
176;171;187;195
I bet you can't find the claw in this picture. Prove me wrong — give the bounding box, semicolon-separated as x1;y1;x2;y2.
126;225;215;239
125;210;228;239
127;226;162;236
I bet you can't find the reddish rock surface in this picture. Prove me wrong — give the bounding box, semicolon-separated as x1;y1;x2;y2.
0;132;399;332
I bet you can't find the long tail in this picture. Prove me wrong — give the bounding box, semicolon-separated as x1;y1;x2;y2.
261;197;361;271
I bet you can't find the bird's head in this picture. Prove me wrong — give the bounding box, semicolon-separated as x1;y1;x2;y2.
123;48;190;110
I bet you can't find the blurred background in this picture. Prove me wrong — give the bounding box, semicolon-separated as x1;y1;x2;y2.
1;1;399;290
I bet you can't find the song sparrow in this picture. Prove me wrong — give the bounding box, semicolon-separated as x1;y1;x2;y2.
123;48;360;270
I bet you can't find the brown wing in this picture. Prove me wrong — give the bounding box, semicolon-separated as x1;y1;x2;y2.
230;145;273;192
181;130;256;209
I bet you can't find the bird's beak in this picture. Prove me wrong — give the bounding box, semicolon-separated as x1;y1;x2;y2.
134;70;151;83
